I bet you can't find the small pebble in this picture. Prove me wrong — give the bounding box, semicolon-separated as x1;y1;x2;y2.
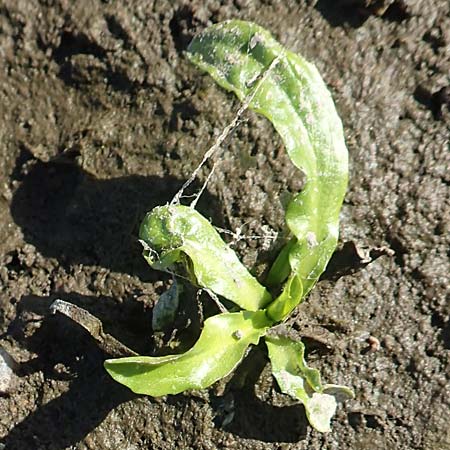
0;347;18;394
382;334;396;351
367;336;381;352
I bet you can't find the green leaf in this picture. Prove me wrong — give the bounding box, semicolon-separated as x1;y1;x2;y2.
105;311;270;396
187;19;348;306
139;205;272;311
265;335;353;432
265;274;303;322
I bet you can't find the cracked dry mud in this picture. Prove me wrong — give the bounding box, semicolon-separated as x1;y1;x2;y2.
0;1;449;449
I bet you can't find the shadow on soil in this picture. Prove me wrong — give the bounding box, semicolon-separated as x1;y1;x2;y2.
227;392;307;442
220;346;308;442
315;0;410;28
1;294;142;450
314;0;371;27
10;148;223;280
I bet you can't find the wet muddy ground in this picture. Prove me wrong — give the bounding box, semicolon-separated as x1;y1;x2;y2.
0;1;449;449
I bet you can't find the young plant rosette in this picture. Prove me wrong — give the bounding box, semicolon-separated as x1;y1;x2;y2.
105;20;354;433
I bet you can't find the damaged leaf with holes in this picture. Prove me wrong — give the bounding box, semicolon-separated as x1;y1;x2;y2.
266;335;354;432
105;19;353;432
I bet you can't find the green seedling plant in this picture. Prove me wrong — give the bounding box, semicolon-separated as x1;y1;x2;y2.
105;20;354;433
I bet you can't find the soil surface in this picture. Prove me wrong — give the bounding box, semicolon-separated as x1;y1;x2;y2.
0;1;449;449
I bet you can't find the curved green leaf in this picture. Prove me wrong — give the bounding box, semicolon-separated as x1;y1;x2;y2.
139;205;272;311
265;335;353;432
187;19;348;307
105;311;270;396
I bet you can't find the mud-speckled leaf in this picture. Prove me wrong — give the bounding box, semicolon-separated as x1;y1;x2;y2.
187;20;348;304
104;311;270;396
265;335;353;432
139;205;272;311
